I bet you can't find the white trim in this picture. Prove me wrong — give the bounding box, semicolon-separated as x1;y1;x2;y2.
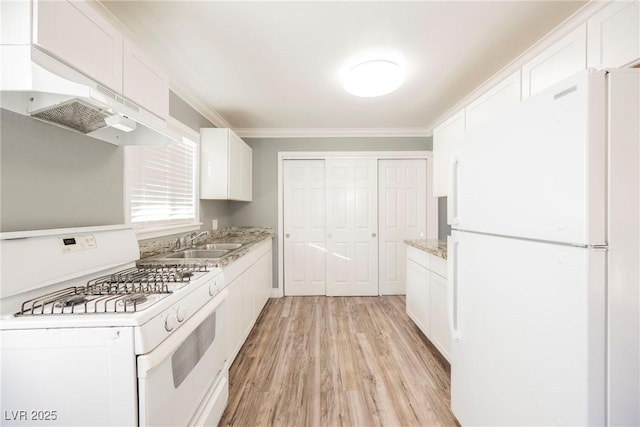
235;127;431;139
427;0;610;131
277;152;284;295
279;150;431;160
276;150;431;297
134;222;202;241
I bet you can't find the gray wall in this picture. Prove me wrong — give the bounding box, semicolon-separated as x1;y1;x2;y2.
1;109;124;232
1;92;232;234
169;91;218;133
228;136;433;287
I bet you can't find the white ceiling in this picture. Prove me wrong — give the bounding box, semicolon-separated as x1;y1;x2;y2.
100;1;587;136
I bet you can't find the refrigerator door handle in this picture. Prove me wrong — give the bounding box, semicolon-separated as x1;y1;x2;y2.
448;234;461;340
448;155;460;226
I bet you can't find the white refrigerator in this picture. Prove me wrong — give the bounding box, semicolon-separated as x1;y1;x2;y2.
448;69;639;426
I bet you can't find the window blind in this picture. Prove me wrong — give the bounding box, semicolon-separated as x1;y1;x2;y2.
125;138;197;226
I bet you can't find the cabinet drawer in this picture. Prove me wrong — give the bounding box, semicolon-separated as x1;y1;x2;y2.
430;254;447;278
407;245;430;269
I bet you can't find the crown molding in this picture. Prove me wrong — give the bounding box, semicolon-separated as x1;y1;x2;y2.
234;127;432;139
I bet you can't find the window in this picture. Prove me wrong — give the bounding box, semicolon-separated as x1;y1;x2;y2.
125;135;199;236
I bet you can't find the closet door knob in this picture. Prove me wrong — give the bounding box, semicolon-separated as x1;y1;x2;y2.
372;233;377;238
285;233;290;238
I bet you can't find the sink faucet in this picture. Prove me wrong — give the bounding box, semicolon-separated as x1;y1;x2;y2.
174;231;209;251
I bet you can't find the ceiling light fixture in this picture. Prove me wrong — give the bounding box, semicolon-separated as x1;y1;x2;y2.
343;60;404;97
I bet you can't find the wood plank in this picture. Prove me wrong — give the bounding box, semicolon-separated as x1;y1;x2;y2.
220;296;459;426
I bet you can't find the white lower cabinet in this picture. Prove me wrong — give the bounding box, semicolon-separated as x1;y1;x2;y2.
406;258;431;333
405;245;450;361
223;240;273;364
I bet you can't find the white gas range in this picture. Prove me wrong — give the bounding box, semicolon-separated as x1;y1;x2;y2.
0;225;229;427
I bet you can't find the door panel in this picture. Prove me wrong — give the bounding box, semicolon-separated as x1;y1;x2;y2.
283;160;326;295
451;70;605;245
451;230;605;426
325;158;378;296
378;159;427;295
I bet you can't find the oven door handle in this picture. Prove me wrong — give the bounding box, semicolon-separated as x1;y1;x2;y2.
137;288;228;378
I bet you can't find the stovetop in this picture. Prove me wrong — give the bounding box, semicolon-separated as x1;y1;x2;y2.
16;264;209;316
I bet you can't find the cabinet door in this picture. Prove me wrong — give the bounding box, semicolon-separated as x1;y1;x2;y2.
243;250;272;325
406;258;430;335
200;128;252;201
587;1;640;69
123;41;169;119
433;110;465;197
429;271;450;362
325;158;378;296
200;129;230;200
283;160;326;296
228;132;252;201
521;23;587;99
33;0;123;91
465;70;521;132
255;250;273;314
225;275;244;364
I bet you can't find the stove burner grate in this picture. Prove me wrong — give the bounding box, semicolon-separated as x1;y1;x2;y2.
13;265;206;316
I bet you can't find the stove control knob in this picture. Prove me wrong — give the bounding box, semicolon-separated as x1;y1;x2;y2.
177;307;187;322
208;281;218;296
165;314;178;332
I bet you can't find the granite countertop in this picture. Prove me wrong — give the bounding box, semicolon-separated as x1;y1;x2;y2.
137;226;275;268
404;239;447;260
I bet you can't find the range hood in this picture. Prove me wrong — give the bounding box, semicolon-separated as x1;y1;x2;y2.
1;45;179;146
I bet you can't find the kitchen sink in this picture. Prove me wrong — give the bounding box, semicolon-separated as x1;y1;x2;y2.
166;249;229;259
198;243;243;250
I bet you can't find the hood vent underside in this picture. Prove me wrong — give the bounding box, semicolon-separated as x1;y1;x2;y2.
31;99;110;134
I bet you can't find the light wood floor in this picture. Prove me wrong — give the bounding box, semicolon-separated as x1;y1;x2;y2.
219;296;459;427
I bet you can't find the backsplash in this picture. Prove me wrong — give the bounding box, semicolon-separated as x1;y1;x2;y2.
138;226;275;259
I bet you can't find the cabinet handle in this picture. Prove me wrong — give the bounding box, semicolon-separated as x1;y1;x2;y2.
371;233;377;238
285;233;290;238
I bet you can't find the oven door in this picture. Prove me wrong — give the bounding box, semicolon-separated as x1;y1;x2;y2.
137;289;228;427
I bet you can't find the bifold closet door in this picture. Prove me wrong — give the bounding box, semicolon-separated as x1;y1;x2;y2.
378;159;427;295
325;158;378;296
283;160;326;295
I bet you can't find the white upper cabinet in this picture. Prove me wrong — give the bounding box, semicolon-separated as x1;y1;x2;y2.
200;128;253;202
123;41;169;119
465;70;521;132
521;23;587;99
433;110;465;197
32;0;123;91
587;1;640;69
